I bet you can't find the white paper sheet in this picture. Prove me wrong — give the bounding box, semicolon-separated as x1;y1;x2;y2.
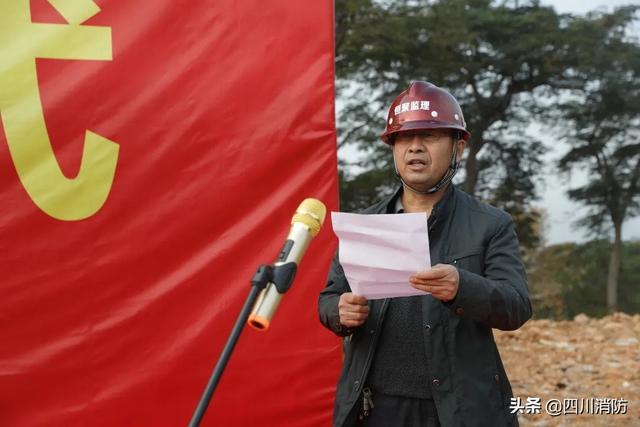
331;211;431;299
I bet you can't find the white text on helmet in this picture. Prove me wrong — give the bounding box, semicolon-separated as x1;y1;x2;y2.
394;101;430;115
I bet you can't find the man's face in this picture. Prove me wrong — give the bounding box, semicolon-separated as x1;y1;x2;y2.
392;129;465;192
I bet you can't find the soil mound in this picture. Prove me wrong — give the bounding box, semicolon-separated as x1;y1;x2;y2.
495;313;640;426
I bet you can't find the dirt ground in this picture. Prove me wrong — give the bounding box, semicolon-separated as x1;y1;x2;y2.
494;313;640;426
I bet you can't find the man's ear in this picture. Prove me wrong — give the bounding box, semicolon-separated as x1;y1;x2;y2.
455;139;466;162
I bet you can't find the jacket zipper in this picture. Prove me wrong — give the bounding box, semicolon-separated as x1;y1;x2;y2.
355;298;389;395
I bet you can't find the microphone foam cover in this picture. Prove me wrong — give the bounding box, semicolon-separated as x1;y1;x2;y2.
292;198;326;237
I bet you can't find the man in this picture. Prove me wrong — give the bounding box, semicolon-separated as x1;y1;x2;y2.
318;81;532;427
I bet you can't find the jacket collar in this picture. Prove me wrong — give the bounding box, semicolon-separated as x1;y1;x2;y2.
428;183;455;231
385;184;456;231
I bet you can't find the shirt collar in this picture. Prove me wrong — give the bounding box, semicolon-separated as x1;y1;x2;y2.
386;184;456;230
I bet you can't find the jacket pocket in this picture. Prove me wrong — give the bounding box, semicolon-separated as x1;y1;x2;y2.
444;246;484;275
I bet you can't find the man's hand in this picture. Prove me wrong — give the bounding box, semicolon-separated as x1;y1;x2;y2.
410;264;459;302
338;293;369;328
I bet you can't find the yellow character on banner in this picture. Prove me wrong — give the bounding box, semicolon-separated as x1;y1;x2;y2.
0;0;118;221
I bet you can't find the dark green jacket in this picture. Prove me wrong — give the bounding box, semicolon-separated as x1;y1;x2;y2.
318;185;532;427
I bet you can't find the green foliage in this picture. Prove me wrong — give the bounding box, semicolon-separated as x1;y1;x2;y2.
552;6;640;311
528;240;640;318
556;39;640;237
335;0;640;251
338;167;396;211
336;0;557;245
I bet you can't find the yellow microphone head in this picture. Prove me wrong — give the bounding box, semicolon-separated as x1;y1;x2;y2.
291;198;326;237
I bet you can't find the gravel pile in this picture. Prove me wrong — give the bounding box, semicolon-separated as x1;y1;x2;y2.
495;313;640;426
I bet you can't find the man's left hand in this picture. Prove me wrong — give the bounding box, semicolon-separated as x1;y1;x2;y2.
410;264;459;302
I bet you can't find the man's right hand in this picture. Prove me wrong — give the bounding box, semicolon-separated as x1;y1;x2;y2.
338;293;369;328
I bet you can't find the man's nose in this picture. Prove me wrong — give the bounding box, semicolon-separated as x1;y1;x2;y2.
407;136;425;152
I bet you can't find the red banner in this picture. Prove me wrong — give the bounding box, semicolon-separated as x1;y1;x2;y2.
0;1;341;426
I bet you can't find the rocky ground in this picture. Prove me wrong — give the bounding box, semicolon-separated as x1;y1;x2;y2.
494;313;640;426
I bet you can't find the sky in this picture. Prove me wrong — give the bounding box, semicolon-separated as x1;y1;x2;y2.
338;0;640;245
543;0;638;15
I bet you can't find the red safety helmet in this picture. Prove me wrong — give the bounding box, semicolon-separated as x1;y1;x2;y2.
381;81;471;144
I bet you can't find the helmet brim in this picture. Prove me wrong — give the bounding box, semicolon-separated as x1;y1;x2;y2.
380;120;471;144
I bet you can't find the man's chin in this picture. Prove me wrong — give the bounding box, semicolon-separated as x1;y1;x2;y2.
402;180;433;193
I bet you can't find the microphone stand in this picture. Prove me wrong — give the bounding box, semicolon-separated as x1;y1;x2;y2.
188;263;295;427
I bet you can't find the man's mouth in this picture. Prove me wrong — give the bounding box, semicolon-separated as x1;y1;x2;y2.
407;159;427;166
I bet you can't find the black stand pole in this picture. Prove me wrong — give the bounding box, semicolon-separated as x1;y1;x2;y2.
188;265;271;427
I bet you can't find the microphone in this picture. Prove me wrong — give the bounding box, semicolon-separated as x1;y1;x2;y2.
247;198;326;331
